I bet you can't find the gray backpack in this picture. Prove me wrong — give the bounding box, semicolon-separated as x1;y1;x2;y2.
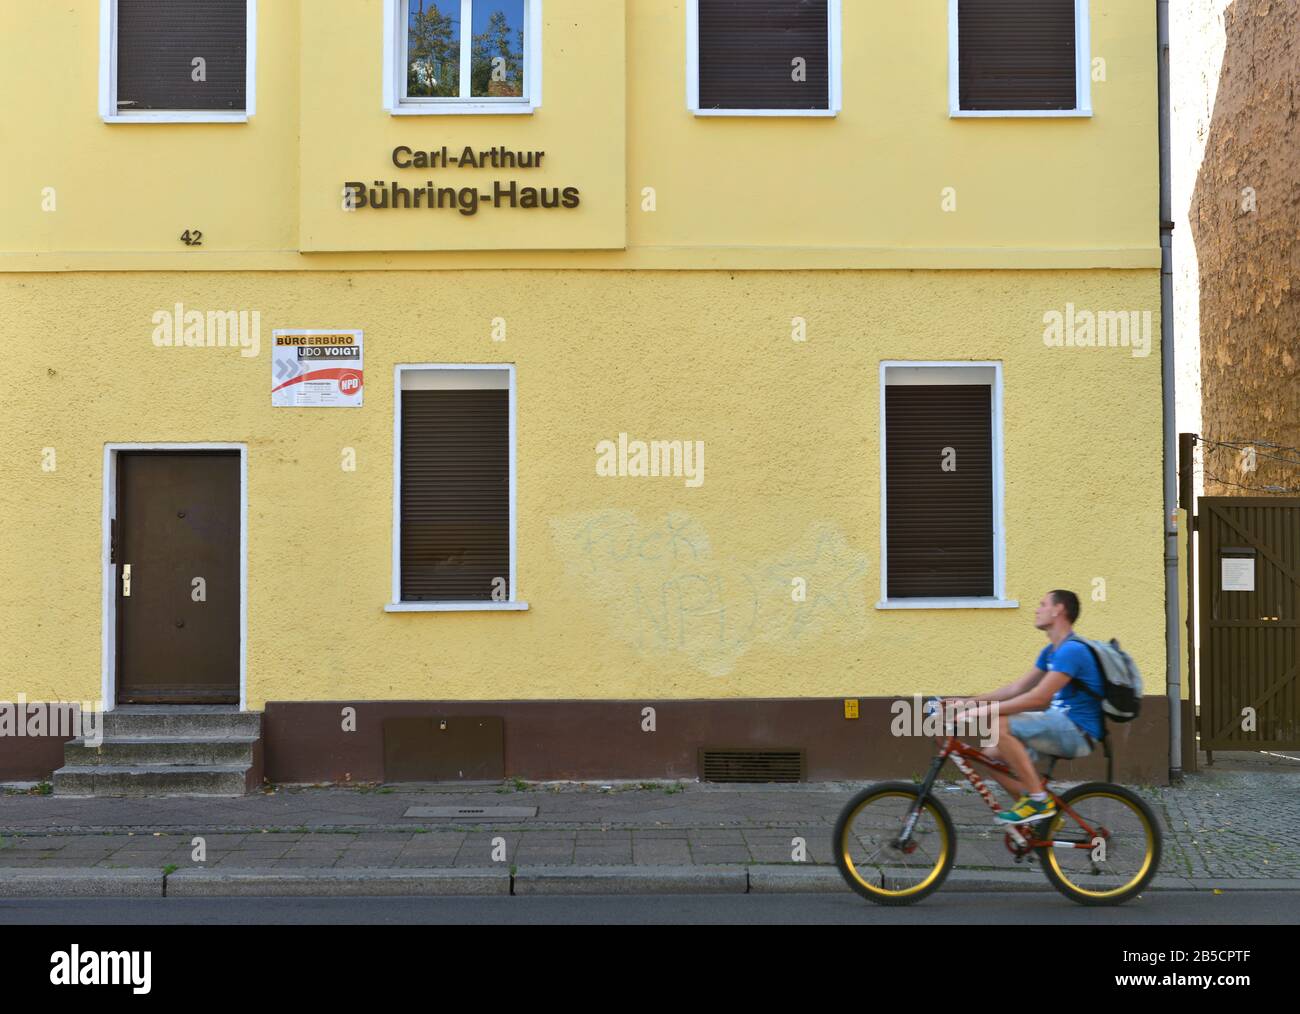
1065;635;1143;724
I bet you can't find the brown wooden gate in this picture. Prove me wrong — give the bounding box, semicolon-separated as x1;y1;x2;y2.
1198;498;1300;750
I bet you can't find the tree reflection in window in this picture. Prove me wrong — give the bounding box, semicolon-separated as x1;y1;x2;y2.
407;0;460;98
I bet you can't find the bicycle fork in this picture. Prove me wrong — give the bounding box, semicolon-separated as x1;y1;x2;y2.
893;754;946;847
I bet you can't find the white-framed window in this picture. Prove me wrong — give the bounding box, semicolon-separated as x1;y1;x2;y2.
98;0;256;123
877;362;1016;610
948;0;1092;118
386;365;527;613
686;0;842;117
383;0;542;115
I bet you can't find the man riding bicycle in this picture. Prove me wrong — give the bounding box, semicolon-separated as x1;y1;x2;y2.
948;589;1105;825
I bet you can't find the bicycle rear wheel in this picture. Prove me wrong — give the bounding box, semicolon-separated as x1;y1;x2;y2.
834;781;955;905
1039;782;1161;905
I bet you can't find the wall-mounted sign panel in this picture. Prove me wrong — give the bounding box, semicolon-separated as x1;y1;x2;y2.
1221;555;1256;592
272;330;363;407
298;0;626;253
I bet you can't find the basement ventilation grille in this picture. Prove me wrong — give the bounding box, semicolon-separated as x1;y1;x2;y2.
699;748;805;784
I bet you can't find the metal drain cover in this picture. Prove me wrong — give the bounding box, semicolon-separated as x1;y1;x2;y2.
403;806;537;820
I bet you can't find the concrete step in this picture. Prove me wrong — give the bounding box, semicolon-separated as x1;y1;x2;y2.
52;707;263;796
101;707;261;739
52;765;253;797
63;736;259;768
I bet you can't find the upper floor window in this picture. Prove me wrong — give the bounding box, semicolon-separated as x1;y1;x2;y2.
384;0;542;115
687;0;842;117
950;0;1092;117
99;0;256;123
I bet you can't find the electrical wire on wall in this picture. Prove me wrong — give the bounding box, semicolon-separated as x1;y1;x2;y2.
1193;435;1300;495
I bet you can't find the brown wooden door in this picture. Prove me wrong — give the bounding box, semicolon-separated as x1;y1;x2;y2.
1198;498;1300;750
117;452;239;704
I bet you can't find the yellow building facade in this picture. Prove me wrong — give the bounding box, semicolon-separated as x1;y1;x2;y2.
0;0;1171;786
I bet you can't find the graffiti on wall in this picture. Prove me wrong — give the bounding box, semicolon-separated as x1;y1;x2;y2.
552;511;871;676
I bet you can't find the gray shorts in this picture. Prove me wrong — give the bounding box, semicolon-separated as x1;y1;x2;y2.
1008;708;1093;764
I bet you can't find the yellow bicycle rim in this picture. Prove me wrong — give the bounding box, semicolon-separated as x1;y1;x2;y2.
1044;791;1155;898
840;791;950;898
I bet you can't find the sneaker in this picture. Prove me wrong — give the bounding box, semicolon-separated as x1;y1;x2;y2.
991;795;1028;825
995;795;1056;824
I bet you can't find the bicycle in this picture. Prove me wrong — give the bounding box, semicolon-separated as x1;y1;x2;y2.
833;697;1161;905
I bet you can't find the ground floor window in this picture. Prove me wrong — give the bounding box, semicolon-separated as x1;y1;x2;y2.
391;364;519;609
879;362;1010;607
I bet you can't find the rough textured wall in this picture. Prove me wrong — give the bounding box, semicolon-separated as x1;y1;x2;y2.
0;0;1160;262
1;270;1163;708
1192;0;1300;493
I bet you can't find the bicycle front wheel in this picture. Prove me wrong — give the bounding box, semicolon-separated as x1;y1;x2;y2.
834;781;955;905
1039;782;1161;905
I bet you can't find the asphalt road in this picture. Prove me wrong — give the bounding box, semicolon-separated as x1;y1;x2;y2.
2;891;1295;924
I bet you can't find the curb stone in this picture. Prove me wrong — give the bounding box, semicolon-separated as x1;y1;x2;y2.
164;867;509;897
0;869;163;898
4;865;1300;898
512;864;746;894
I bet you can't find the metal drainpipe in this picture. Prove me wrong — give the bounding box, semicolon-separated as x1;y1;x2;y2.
1158;0;1183;785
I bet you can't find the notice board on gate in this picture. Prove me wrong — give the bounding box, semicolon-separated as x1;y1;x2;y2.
271;330;364;407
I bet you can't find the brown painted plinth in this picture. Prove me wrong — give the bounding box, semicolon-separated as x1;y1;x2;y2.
260;697;1175;786
0;734;73;782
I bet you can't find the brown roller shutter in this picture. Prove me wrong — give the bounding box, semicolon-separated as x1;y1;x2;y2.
116;0;248;111
958;0;1077;111
401;389;509;601
885;385;994;598
698;0;830;111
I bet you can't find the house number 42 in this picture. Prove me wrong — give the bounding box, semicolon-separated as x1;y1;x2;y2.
180;230;204;246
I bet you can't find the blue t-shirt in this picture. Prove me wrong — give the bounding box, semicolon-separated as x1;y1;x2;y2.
1034;638;1105;739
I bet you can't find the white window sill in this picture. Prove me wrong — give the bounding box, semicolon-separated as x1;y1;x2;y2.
385;601;530;613
102;112;249;124
691;108;837;118
387;104;537;116
875;598;1020;610
949;109;1092;119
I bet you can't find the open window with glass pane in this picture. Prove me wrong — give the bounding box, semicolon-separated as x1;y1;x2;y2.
404;0;527;102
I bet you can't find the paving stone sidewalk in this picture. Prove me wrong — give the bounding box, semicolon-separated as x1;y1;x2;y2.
1;752;1297;882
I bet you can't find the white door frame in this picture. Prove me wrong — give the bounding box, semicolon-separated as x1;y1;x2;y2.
102;443;248;711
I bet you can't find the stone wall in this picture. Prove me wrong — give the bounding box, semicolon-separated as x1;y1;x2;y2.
1190;0;1300;493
